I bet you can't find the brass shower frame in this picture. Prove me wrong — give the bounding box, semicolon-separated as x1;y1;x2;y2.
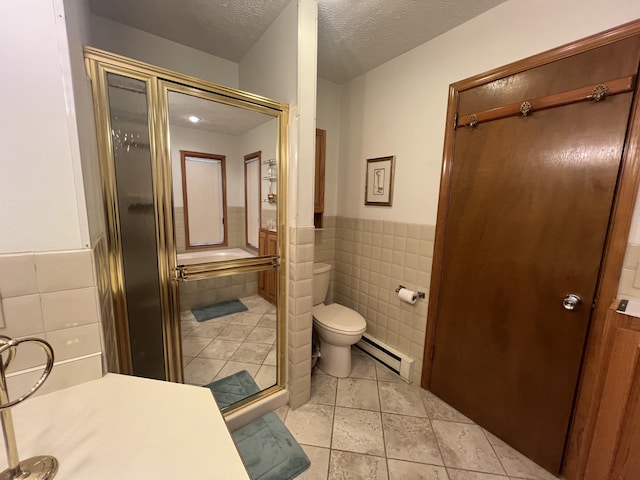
85;47;289;412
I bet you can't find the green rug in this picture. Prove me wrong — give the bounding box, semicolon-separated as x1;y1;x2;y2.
192;298;247;322
232;412;310;480
205;370;260;409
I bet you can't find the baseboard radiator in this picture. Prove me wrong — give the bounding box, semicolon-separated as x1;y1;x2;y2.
356;333;414;383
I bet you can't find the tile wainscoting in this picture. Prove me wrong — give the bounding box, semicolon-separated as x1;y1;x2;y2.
288;225;315;408
0;244;106;396
331;216;434;385
179;272;258;310
314;216;336;304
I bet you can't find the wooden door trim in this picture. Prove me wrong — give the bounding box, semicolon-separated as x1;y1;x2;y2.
244;151;262;253
420;19;640;480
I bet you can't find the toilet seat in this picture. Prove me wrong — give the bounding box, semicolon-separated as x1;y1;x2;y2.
312;303;366;334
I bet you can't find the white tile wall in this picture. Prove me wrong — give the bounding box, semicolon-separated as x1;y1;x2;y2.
46;323;101;362
0;248;104;395
7;354;102;399
35;250;94;292
0;253;38;297
288;225;315;409
333;216;434;385
41;287;99;331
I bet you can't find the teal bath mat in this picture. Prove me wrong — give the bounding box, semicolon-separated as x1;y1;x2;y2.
192;299;247;322
232;412;310;480
205;370;260;409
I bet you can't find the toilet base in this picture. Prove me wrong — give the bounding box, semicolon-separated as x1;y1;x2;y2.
317;339;353;377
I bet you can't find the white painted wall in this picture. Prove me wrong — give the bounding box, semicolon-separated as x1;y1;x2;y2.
337;0;640;225
62;0;105;244
238;1;298;105
295;0;319;227
89;14;239;88
169;126;242;207
316;79;341;217
0;0;88;252
238;0;319;227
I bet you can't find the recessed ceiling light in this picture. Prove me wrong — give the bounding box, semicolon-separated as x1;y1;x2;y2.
188;115;200;123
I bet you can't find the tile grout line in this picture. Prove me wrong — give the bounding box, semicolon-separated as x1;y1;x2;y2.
480;427;510;478
374;372;392;480
423;391;450;479
326;368;339;479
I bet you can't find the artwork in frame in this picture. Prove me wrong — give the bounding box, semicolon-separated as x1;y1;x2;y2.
365;156;395;206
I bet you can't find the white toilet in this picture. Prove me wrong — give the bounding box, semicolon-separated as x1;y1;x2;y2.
312;263;367;377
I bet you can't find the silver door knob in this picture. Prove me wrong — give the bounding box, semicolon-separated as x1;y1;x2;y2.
563;294;582;311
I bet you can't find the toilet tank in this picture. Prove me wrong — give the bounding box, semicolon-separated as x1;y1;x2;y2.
312;263;332;306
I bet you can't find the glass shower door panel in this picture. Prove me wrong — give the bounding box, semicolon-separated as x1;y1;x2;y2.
107;73;165;380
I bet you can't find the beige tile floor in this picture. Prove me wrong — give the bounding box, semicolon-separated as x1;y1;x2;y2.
276;349;561;480
180;295;277;392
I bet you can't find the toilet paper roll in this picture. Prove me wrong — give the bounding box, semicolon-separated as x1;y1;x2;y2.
398;287;418;305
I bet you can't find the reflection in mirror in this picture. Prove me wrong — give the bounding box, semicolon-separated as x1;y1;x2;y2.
168;90;279;264
167;87;281;409
179;274;278;407
180;150;228;249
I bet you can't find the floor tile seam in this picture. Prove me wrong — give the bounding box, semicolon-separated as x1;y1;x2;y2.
479;425;510;477
375;377;391;480
328;446;387;460
302;443;333;480
190;338;215;357
329;385;338;454
333;404;381;414
445;466;511;478
426;417;448;473
335;399;381;412
379;407;429;419
384;450;446;468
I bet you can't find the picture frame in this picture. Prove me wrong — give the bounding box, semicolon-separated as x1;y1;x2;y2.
364;156;395;206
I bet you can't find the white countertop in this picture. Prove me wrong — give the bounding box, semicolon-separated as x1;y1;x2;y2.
0;374;250;479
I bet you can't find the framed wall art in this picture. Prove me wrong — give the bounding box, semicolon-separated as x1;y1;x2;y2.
364;156;395;206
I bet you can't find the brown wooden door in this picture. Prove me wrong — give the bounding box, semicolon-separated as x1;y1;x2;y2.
430;37;640;474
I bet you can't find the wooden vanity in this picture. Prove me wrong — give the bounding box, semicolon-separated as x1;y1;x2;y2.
258;229;277;303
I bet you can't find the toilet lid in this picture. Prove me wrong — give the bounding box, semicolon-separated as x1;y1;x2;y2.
313;303;366;333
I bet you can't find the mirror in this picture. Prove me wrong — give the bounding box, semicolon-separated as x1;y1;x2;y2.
166;86;281;405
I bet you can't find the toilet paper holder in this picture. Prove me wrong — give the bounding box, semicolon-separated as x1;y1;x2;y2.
395;285;426;299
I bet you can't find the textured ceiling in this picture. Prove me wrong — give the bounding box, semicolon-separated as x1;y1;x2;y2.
90;0;507;84
318;0;507;84
89;0;292;63
167;92;274;136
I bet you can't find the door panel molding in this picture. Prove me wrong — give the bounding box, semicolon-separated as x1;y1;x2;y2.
421;19;640;479
457;75;636;129
584;308;640;479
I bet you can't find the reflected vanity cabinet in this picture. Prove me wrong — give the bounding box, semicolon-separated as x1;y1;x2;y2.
258;229;277;303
